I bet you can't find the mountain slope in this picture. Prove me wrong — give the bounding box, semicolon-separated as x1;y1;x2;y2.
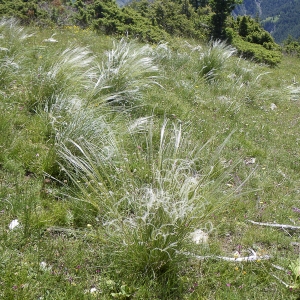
235;0;300;42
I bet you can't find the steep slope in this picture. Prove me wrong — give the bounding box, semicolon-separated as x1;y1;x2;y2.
235;0;300;42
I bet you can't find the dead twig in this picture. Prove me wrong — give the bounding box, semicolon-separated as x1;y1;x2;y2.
183;248;271;262
248;220;300;230
271;263;289;272
272;274;290;288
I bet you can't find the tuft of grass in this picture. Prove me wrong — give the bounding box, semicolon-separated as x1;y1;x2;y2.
0;18;33;89
198;40;236;81
89;38;161;105
27;46;94;112
56;112;240;296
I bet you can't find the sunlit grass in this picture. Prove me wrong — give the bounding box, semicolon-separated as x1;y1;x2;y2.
89;38;161;105
1;19;300;298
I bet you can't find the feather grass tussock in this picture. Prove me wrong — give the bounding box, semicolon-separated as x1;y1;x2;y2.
29;46;94;111
199;40;236;81
44;38;165;197
89;38;161;105
44;37;245;281
56;113;238;282
46;46;94;85
0;18;34;89
0;18;34;47
36;38;161;114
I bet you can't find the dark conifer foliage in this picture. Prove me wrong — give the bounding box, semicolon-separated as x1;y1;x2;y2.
0;0;283;65
209;0;242;39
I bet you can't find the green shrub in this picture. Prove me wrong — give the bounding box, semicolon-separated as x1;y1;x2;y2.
146;0;199;38
236;15;275;46
71;0;168;43
282;35;300;57
226;27;282;66
0;0;52;26
225;16;282;66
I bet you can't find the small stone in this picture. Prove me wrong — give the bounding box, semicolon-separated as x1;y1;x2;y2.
245;157;256;165
270;103;277;110
191;229;208;244
9;219;20;230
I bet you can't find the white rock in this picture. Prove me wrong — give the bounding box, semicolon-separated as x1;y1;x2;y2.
191;229;208;244
40;261;47;269
245;157;256;165
270;103;277;110
9;219;20;230
90;287;97;293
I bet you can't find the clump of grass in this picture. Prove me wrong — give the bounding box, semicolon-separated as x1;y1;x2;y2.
287;83;300;101
28;46;94;112
0;18;33;89
0;18;34;55
103;121;204;274
45;37;165;185
49;95;113;148
44;38;241;288
44;38;164;153
148;42;173;64
56;114;236;295
89;38;161;105
199;40;236;81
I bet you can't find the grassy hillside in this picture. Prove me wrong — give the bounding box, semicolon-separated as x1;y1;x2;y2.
1;19;300;299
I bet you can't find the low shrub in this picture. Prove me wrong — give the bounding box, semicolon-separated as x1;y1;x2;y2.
226;27;282;66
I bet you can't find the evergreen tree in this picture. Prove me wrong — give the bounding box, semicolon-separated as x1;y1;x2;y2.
210;0;242;39
189;0;208;10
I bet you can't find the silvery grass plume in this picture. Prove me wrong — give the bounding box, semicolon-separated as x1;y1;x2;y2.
56;128;123;214
56;115;238;281
148;42;173;64
287;83;300;101
204;59;260;115
89;38;161;105
199;40;236;81
45;94;83;116
221;58;272;112
102;120;238;281
228;57;256;90
46;94;119;190
47;46;94;87
54;105;118;160
0;18;34;88
0;18;34;55
30;46;94;111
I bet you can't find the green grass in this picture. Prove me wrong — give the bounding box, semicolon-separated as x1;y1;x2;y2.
1;19;300;299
